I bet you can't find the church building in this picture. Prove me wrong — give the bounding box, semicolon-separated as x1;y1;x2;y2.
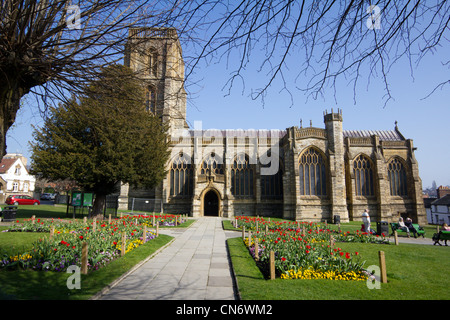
118;27;426;225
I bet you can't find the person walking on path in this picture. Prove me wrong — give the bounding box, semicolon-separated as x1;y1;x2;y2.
362;209;374;234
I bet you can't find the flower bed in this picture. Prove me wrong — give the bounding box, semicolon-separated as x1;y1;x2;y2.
0;214;183;272
236;216;387;281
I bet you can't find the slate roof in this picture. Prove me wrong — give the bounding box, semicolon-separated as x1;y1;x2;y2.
343;130;405;141
187;129;287;139
432;194;450;206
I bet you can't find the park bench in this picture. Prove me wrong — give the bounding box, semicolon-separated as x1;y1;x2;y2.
0;206;18;222
432;231;450;246
390;222;425;238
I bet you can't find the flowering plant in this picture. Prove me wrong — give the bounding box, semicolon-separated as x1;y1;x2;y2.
0;214;178;272
237;216;374;281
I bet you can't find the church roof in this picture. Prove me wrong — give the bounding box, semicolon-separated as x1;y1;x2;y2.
342;129;405;141
187;129;287;138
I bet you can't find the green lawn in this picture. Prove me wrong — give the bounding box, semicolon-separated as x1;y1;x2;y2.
0;204;192;300
0;232;173;300
227;236;450;300
2;210;448;300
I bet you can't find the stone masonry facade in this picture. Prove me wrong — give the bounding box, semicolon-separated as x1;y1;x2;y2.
118;28;426;225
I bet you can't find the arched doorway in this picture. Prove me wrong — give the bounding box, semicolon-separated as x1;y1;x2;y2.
203;190;219;216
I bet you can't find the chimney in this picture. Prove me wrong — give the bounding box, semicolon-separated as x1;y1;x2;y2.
437;186;450;199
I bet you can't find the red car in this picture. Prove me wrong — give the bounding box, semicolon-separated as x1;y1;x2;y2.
5;195;40;205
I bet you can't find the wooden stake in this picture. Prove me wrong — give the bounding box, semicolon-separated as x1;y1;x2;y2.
394;231;399;245
254;237;259;261
121;232;126;256
248;231;252;247
49;225;55;240
108;214;111;224
32;215;36;224
156;223;159;236
270;251;275;280
379;251;387;283
143;225;147;243
242;226;245;241
81;242;88;274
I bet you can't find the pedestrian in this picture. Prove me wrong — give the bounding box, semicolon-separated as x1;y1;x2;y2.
362;209;373;234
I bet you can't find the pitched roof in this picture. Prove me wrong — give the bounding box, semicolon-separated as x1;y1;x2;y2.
432;194;450;206
0;158;18;174
343;129;405;141
187;129;287;138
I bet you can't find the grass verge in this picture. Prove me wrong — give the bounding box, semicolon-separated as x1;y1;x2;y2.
0;234;173;300
227;236;450;300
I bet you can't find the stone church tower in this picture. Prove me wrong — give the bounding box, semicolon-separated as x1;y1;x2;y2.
118;28;426;226
124;28;188;134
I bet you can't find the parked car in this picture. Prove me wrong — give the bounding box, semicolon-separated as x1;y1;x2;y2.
5;195;40;205
40;193;51;200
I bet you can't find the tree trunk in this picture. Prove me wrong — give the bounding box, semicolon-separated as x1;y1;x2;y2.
91;193;106;219
0;84;30;158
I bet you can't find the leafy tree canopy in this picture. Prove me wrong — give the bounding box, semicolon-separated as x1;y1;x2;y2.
30;64;169;216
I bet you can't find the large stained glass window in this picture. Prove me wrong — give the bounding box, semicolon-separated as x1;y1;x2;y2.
261;162;283;199
200;152;224;175
298;148;327;196
231;154;254;197
170;154;193;197
353;154;374;196
388;158;408;196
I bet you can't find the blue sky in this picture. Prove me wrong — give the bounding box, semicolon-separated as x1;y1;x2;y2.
7;9;449;190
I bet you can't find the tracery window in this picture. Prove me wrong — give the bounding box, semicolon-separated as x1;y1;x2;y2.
353;154;375;196
200;153;224;175
261;162;283;199
231;154;254;197
169;154;193;197
145;86;156;114
298;148;327;196
388;158;408;196
148;48;158;76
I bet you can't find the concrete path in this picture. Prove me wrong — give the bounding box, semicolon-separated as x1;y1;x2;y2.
96;217;240;300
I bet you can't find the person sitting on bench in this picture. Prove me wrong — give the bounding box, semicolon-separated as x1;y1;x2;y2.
404;217;418;238
398;217;414;238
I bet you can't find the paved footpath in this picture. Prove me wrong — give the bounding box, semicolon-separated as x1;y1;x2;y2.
95;217;240;300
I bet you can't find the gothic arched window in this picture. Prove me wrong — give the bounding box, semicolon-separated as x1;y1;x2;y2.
298;148;327;196
388;158;408;196
353;154;375;196
145;86;156;114
148;48;158;76
200;153;224;175
261;161;283;199
231;154;254;197
170;154;193;197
